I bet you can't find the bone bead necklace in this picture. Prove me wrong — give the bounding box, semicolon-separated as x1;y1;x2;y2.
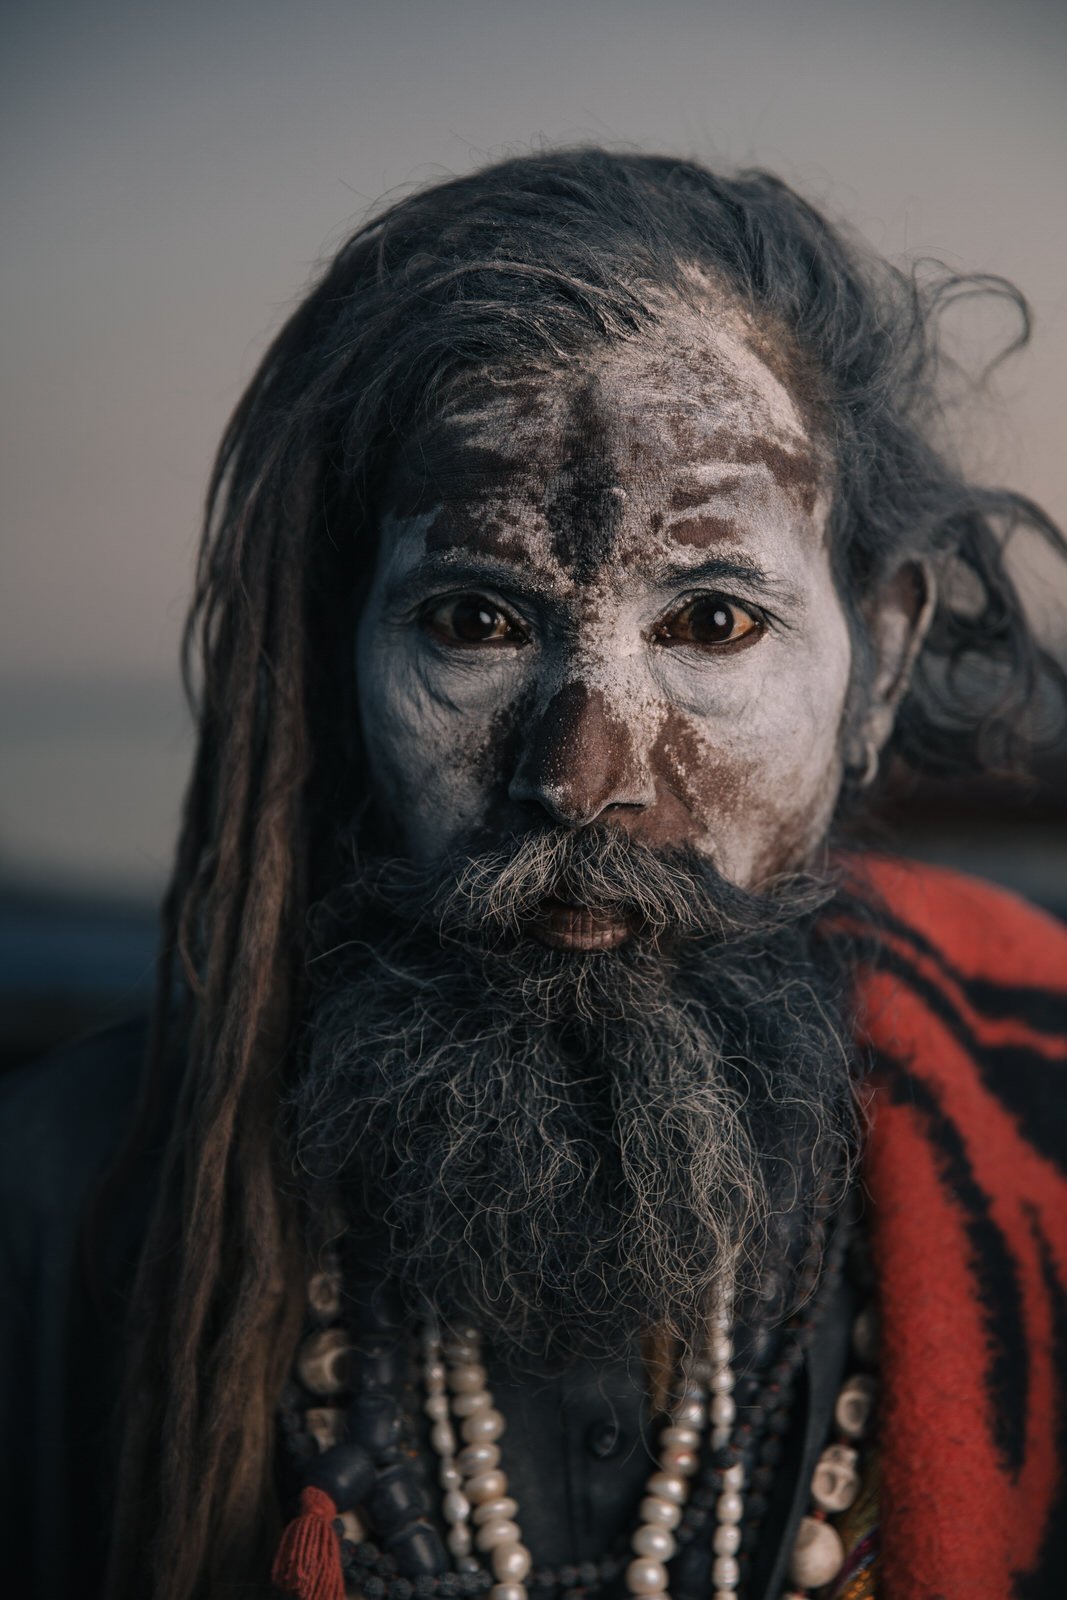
781;1306;878;1600
424;1289;741;1600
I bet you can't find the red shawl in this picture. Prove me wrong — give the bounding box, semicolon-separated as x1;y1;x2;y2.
856;857;1067;1598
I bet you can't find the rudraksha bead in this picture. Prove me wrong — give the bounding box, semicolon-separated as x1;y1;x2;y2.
369;1463;429;1530
385;1518;448;1576
352;1345;407;1390
349;1392;404;1457
304;1441;375;1509
746;1490;768;1521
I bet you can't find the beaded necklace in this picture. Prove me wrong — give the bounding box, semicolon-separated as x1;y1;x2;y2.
273;1213;875;1600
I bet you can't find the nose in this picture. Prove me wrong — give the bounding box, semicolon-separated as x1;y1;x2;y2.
508;681;655;828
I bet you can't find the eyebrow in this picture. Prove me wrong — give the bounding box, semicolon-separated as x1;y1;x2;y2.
385;550;801;611
653;555;789;596
383;553;559;607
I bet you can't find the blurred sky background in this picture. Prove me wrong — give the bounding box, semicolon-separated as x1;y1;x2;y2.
3;0;1066;913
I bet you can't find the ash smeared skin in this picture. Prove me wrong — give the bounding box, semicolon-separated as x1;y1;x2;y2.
358;292;864;891
544;379;625;582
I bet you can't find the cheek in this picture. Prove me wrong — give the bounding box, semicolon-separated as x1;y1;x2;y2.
734;650;852;883
647;620;851;885
356;621;526;858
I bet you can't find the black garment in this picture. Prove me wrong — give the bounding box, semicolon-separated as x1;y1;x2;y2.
0;1018;152;1597
0;1022;849;1598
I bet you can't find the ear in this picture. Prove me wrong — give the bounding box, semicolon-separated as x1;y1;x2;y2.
850;559;936;776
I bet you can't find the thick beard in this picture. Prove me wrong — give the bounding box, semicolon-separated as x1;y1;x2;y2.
289;827;860;1365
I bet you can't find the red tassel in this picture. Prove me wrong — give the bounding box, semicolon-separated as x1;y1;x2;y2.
271;1485;345;1600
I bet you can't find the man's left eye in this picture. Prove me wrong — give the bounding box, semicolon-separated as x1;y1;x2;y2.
654;594;762;648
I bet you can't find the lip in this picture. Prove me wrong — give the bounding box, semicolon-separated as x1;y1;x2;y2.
527;897;633;952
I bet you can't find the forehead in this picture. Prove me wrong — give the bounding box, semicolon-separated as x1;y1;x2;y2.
382;295;829;579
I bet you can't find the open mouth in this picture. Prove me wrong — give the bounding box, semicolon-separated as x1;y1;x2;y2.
527;897;633;952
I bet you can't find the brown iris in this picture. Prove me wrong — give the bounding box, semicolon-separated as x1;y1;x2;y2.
425;595;522;645
656;594;760;648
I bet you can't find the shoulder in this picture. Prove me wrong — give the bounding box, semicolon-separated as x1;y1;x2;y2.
853;863;1067;1594
845;853;1067;994
848;854;1067;1180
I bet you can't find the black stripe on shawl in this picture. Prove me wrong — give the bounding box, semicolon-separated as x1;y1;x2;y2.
856;899;1067;1036
874;1048;1029;1478
1014;1206;1067;1599
871;947;1067;1178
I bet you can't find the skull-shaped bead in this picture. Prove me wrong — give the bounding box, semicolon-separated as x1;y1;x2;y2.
810;1442;860;1512
306;1265;343;1319
834;1373;877;1440
851;1304;878;1364
304;1406;345;1450
295;1327;352;1396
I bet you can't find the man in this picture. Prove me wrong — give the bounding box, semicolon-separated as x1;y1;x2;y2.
3;149;1066;1600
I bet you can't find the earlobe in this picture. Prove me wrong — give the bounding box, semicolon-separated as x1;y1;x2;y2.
851;559;937;767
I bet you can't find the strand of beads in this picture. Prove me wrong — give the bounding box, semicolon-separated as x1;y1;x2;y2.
285;1260;455;1584
624;1357;711;1600
663;1218;849;1589
439;1328;534;1600
423;1326;479;1573
728;1210;852;1590
706;1287;744;1600
782;1301;878;1600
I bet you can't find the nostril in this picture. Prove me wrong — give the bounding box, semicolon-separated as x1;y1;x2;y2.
509;682;655;826
507;780;649;830
507;778;595;829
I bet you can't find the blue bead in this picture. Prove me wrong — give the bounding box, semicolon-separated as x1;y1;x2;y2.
368;1464;428;1531
385;1519;448;1577
350;1345;405;1389
304;1441;375;1509
348;1392;403;1457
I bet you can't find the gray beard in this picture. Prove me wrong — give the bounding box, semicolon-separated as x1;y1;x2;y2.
290;826;860;1364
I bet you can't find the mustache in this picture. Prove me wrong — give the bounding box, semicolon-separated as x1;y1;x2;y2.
323;824;837;954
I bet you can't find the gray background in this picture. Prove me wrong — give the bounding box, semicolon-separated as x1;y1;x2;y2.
3;0;1066;907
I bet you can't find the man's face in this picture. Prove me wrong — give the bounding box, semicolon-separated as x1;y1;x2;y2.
313;302;861;1349
357;299;853;929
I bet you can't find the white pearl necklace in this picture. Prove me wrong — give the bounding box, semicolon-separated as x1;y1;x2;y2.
708;1287;744;1600
422;1325;533;1600
423;1295;738;1600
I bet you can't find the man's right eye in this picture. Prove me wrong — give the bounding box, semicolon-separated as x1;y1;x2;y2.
421;595;526;646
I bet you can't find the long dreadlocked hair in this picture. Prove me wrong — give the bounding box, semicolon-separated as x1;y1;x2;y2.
103;148;1067;1598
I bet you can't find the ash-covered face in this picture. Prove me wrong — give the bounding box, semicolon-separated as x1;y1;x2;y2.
357;298;853;943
